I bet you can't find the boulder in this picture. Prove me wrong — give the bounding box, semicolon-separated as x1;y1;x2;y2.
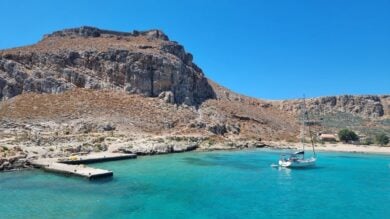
97;123;116;132
158;91;175;104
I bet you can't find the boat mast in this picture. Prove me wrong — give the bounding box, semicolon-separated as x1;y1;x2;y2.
300;96;306;157
308;124;316;157
302;96;317;157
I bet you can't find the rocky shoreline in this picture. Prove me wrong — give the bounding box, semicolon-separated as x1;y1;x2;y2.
264;141;390;155
0;146;34;171
2;135;390;172
0;135;268;172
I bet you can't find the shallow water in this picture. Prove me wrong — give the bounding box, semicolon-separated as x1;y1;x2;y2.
1;149;390;218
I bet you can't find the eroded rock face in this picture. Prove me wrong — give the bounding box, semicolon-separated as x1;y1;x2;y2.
278;95;385;118
44;26;169;40
0;26;215;105
117;137;200;155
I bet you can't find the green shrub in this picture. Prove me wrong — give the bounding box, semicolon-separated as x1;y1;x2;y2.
207;139;215;146
361;137;373;145
338;129;359;143
375;133;389;146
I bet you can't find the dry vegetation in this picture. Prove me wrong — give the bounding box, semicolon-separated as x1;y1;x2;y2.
0;34;173;59
0;89;196;134
0;87;299;141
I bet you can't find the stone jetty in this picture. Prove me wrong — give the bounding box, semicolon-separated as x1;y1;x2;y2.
31;152;137;179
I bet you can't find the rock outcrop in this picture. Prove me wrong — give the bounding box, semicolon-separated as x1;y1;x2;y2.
277;95;386;118
117;137;200;155
0;146;32;171
0;26;215;105
116;136;266;155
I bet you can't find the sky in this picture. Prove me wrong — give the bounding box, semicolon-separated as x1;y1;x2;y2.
0;0;389;99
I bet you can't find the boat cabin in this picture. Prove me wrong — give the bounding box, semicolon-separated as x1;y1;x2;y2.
280;151;305;161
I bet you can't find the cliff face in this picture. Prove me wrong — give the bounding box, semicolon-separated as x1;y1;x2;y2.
276;95;388;119
0;26;215;105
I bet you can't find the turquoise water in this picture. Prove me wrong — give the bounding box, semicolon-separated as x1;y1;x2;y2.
1;149;390;219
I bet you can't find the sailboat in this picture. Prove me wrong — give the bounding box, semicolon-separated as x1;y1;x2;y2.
277;97;317;168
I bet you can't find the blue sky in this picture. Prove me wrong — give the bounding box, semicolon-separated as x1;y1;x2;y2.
0;0;389;99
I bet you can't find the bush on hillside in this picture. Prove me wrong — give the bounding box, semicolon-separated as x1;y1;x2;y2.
375;133;389;146
338;129;359;143
361;137;373;145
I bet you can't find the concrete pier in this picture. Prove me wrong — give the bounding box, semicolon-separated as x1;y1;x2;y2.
32;160;113;179
31;152;137;179
58;152;137;164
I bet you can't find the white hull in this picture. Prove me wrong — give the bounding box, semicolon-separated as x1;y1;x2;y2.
278;157;316;168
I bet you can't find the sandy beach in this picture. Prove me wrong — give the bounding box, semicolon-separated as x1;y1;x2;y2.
265;141;390;155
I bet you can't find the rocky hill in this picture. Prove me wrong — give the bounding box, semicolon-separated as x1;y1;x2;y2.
0;26;214;105
0;27;389;170
276;95;388;118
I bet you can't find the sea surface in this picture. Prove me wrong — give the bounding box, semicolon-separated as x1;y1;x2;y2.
1;149;390;219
